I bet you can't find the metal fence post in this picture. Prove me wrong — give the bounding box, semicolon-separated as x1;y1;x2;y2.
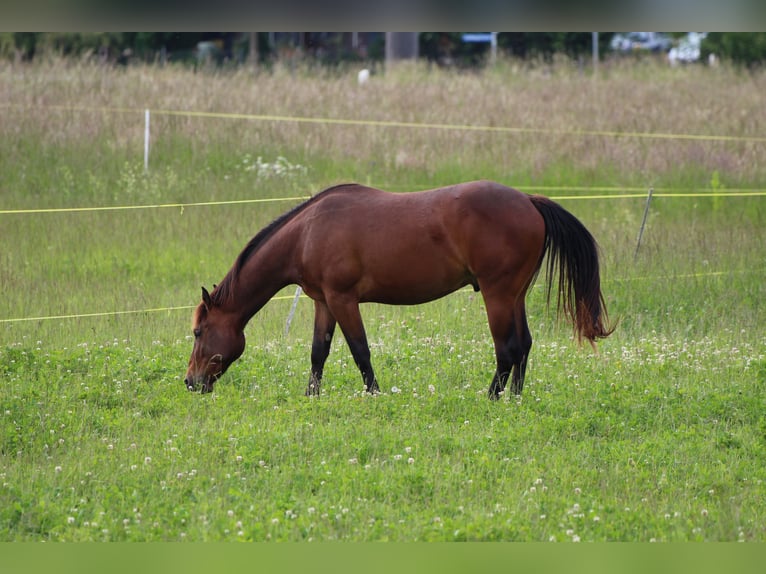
634;187;654;261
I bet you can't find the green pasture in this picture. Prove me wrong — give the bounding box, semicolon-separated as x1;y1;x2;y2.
0;59;765;541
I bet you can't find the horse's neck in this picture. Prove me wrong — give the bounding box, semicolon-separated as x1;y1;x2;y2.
229;228;298;328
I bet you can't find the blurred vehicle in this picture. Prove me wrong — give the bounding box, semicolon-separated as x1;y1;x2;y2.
668;32;708;64
610;32;673;53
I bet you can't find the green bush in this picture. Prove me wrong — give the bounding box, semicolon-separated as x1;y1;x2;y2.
703;33;766;67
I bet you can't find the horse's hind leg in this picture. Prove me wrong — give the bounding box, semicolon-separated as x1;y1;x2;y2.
306;301;337;396
483;291;532;400
508;305;532;395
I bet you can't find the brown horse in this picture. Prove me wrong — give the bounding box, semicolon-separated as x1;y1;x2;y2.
185;180;612;399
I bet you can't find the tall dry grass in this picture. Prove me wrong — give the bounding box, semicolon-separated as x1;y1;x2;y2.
2;56;765;193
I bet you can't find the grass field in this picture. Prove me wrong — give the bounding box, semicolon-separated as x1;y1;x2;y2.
1;57;765;541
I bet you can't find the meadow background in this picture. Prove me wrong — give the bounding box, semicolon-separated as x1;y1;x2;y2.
0;57;764;542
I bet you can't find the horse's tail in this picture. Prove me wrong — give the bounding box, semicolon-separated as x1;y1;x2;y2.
528;195;614;345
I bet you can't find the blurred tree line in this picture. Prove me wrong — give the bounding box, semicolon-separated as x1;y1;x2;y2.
423;32;766;68
701;33;766;68
419;32;612;66
3;32;766;68
0;33;245;63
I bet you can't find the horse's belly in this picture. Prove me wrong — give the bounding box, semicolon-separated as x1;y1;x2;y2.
357;261;472;305
359;284;468;305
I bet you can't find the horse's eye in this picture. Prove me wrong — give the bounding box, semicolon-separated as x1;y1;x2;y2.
193;328;201;339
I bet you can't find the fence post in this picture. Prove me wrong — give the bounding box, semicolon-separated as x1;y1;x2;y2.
592;32;599;74
634;186;654;261
284;286;303;336
144;109;150;173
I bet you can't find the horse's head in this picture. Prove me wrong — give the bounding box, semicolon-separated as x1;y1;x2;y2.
184;287;245;393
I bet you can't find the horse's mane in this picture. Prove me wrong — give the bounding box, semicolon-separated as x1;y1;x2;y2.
209;183;360;306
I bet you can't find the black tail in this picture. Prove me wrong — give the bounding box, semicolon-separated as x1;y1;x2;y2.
529;195;614;344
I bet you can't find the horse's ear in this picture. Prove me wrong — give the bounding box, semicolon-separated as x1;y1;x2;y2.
201;286;212;309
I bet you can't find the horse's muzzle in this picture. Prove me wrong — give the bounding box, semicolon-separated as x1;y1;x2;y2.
184;376;214;394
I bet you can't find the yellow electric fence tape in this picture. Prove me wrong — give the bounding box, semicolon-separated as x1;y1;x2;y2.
2;190;765;216
5;104;764;144
1;270;760;324
0;295;299;324
0;197;311;215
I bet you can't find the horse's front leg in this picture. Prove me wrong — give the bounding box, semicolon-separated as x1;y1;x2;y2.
325;295;379;394
306;301;337;396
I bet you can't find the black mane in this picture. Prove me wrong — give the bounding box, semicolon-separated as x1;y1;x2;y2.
210;183;359;305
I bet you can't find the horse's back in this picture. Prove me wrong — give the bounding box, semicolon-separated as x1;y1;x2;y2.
301;180;545;270
435;180;539;219
296;181;546;304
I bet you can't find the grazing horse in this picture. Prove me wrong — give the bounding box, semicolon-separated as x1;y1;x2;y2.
184;180;612;398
